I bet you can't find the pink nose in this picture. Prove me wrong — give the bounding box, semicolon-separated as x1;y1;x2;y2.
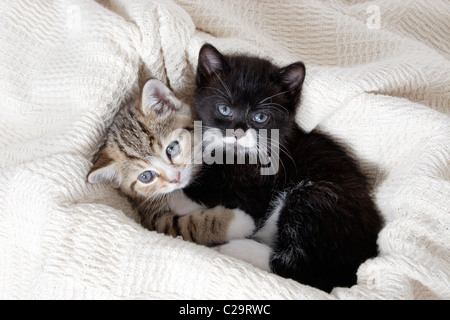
170;172;181;184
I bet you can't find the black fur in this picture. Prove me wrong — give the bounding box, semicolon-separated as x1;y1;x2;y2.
184;44;383;292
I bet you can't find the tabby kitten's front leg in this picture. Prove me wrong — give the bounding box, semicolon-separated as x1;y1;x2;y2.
142;207;255;246
177;207;255;246
165;191;256;246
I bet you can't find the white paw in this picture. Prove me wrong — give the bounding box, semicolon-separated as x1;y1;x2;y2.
226;209;256;240
168;190;205;216
215;239;272;272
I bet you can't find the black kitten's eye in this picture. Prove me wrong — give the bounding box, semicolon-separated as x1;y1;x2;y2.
218;105;232;117
138;170;156;183
166;141;180;158
252;112;269;123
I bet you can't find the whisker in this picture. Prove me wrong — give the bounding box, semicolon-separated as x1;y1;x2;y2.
200;86;229;100
211;69;233;103
258;136;296;180
260;102;289;115
258;90;293;105
199;95;227;106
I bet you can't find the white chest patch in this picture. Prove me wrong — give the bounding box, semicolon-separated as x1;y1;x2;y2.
253;192;286;246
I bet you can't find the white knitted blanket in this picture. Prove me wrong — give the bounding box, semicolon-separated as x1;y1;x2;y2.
1;0;449;299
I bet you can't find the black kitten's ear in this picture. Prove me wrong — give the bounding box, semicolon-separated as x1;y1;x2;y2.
274;62;306;92
141;79;179;117
197;44;228;86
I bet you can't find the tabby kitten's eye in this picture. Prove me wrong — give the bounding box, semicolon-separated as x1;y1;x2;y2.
138;170;156;183
252;112;269;123
166;141;180;159
218;105;232;117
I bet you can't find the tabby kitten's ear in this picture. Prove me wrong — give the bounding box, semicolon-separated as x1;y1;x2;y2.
87;148;121;188
141;79;179;117
197;43;229;87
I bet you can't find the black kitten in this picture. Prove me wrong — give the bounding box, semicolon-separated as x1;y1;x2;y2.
184;44;383;292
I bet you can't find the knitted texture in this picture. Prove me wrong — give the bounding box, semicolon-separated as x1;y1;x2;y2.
0;0;449;299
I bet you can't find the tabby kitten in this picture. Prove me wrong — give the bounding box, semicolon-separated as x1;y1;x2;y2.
183;44;383;292
87;79;255;246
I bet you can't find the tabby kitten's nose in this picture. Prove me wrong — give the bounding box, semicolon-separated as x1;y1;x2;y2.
170;172;181;184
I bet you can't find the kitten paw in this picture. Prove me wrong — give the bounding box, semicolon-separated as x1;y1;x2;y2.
215;239;271;271
226;209;256;240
